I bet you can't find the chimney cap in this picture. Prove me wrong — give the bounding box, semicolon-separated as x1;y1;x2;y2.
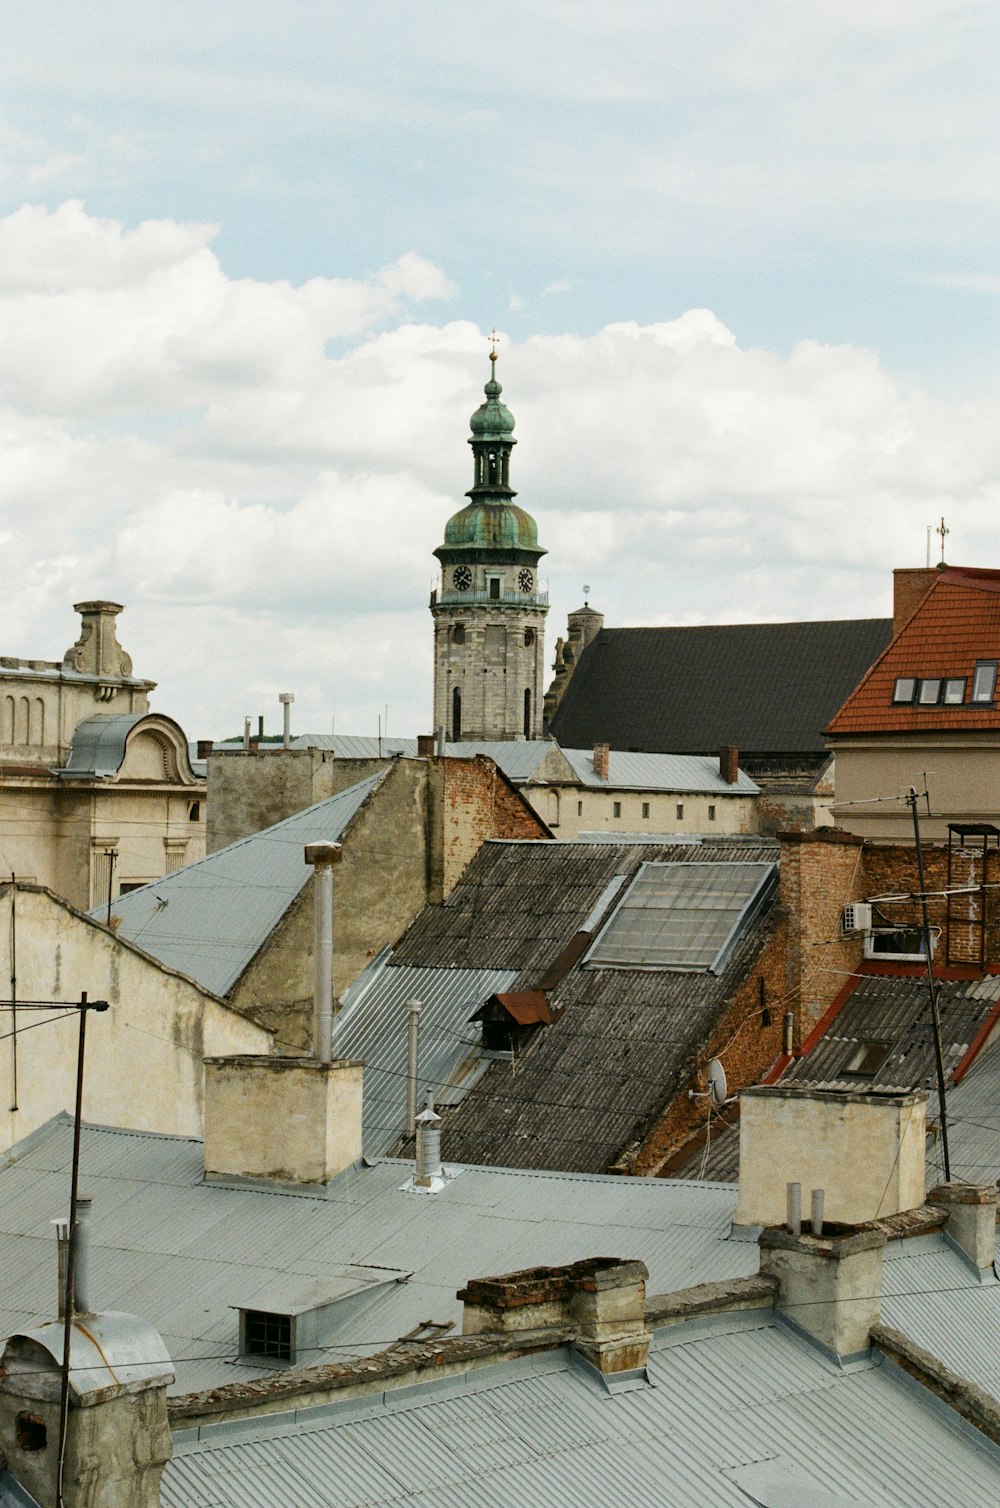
278;691;295;704
304;842;343;866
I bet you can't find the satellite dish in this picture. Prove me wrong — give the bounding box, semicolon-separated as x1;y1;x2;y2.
707;1058;728;1108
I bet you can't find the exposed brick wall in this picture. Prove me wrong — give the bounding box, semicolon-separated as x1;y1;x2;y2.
861;840;1000;967
779;830;866;1039
436;756;550;900
630;914;790;1176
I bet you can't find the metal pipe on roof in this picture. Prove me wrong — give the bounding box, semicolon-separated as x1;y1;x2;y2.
786;1182;801;1237
305;843;343;1062
405;999;422;1139
414;1095;443;1187
279;692;295;750
74;1196;93;1315
810;1188;824;1237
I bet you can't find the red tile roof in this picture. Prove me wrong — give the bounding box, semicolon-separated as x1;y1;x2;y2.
827;567;1000;735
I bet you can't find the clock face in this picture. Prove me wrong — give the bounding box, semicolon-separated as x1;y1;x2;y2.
452;565;473;591
517;568;533;593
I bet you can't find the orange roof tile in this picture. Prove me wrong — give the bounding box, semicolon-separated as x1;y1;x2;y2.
827;567;1000;735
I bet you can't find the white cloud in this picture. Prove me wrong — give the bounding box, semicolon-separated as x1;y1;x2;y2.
2;202;1000;740
541;280;572;296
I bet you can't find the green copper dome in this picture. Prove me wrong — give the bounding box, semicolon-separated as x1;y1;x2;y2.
442;500;539;551
469;353;515;440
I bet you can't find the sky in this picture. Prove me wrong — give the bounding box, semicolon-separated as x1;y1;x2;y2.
1;2;999;741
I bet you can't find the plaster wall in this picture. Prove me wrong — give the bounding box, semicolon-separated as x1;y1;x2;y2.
0;784;205;910
524;784;756;840
0;885;270;1152
832;731;1000;841
207;748;382;851
734;1088;926;1227
203;1057;363;1184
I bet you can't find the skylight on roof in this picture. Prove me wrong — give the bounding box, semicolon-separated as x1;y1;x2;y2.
584;861;777;974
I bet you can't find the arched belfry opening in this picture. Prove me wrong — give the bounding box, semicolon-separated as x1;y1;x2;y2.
452;686;462;741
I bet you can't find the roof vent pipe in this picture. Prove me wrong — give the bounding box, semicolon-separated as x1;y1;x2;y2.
74;1196;93;1315
786;1182;801;1237
810;1188;825;1237
52;1218;70;1319
278;691;294;749
242;717;251;752
405;999;422;1139
414;1095;443;1187
304;842;343;1062
435;726;446;757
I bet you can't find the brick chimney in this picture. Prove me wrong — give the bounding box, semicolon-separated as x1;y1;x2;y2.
719;745;739;784
892;566;940;635
417;734;435;758
593;742;610;781
759;1222;886;1361
458;1257;651;1378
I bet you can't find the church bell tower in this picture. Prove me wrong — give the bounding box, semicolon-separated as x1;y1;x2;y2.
430;347;548;741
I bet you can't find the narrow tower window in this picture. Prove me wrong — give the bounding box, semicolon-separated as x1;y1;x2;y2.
452;623;466;645
523;688;532;737
452;687;462;741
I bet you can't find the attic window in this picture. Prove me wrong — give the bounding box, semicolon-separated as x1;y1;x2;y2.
918;678;942;704
972;660;998;703
842;1040;892;1078
244;1311;291;1361
893;677;917;704
943;678;966;705
585;860;777;974
864;926;933;962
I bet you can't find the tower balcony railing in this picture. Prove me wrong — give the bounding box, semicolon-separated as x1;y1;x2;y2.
430;583;549;608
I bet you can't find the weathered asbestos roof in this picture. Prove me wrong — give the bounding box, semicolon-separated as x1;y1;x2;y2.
550;619;892;756
336;958;519;1156
0;1119;751;1397
782;973;1000;1094
97;771;385;998
675;972;1000;1186
163;1310;1000;1508
391;838;780;1172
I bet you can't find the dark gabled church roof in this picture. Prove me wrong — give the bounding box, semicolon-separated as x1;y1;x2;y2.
549;619;892;757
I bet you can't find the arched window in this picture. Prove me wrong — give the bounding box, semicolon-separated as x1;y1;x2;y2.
524;629;535;648
452;687;462;741
452;623;466;645
15;697;29;744
523;687;532;737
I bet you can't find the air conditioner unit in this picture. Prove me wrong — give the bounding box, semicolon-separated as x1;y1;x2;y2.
841;902;872;936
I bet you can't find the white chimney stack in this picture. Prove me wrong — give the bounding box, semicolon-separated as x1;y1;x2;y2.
279;691;295;749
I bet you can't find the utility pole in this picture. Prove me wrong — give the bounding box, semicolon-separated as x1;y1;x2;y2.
907;787;951;1181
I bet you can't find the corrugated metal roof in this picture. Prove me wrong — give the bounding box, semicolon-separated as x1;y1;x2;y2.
292;734;419;757
883;1233;1000;1402
96;771;385;997
336;958;518;1155
162;1314;1000;1507
0;1120;752;1396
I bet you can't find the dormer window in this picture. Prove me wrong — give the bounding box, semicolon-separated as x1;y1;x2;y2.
972;660;998;703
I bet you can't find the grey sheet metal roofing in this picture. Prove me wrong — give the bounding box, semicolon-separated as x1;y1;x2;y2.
390;837;780;1172
0;1119;752;1397
336;957;519;1156
56;712;145;776
96;770;386;998
163;1314;1000;1508
291;734;419;757
549;617;893;756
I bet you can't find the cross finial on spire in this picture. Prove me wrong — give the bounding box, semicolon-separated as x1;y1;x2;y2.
488;328;499;362
937;515;949;564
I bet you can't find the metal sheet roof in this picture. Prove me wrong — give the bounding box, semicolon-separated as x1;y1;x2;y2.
96;771;385;997
0;1120;753;1396
560;746;759;793
163;1314;1000;1507
291;734;419;757
336;958;518;1155
57;713;144;777
882;1232;1000;1402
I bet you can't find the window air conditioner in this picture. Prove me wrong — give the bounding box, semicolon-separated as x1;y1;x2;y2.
841;902;872;936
